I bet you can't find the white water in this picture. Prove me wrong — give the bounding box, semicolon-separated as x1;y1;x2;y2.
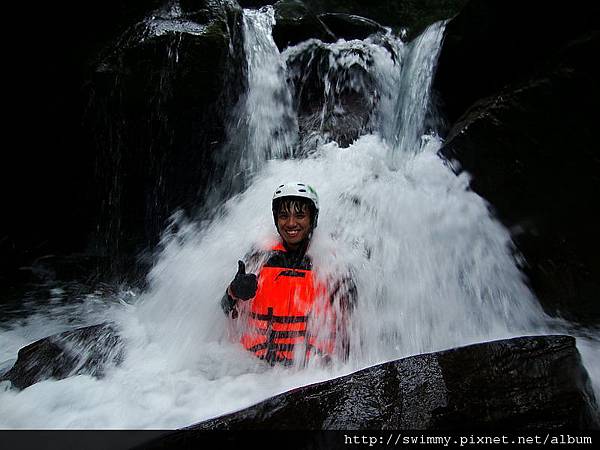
219;7;298;191
1;8;598;429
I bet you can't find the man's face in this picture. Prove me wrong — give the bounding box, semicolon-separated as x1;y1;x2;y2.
276;200;312;249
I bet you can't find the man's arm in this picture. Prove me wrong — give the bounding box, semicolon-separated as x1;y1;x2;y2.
221;289;238;317
329;271;357;361
220;248;266;317
329;272;357;311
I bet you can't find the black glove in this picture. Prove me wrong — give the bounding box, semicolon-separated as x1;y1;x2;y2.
229;260;258;301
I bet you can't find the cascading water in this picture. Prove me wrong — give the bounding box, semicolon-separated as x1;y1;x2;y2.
215;7;297;198
1;6;598;429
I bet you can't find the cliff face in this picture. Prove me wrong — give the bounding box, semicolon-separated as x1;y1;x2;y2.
5;0;599;329
87;0;247;278
4;0;470;289
434;0;600;324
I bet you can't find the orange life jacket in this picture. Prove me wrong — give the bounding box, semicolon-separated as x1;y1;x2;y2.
237;242;337;365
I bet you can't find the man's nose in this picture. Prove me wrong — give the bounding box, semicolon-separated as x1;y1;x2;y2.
285;215;298;227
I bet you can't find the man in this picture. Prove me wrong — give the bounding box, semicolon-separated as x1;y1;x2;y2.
221;182;356;366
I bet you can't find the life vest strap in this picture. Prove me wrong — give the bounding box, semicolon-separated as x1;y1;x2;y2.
255;328;307;338
249;311;308;323
258;354;294;366
247;342;297;353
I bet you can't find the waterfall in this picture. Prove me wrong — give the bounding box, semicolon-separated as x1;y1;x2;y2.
0;6;597;429
215;7;297;197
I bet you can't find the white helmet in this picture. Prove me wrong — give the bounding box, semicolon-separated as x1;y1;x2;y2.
272;182;319;228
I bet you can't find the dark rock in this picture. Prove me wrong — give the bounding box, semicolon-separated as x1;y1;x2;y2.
4;0;247;286
242;0;468;40
437;30;600;324
2;0;164;289
318;13;386;41
18;254;108;285
0;0;466;289
0;323;124;390
286;41;380;149
144;336;598;441
86;0;246;279
239;0;275;7
433;0;600;124
272;0;337;51
303;0;469;41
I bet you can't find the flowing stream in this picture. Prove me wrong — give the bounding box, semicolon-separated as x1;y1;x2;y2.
1;7;598;429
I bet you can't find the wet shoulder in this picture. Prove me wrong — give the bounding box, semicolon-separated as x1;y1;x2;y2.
264;246;313;271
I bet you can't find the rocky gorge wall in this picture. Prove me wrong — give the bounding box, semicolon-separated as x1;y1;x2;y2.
434;0;600;324
4;0;598;328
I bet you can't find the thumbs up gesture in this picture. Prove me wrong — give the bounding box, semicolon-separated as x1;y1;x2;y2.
228;260;258;301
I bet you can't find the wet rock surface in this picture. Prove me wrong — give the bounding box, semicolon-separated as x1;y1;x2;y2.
271;0;336;51
435;0;600;324
433;0;599;124
0;323;124;390
5;0;468;287
6;0;599;338
285;39;383;149
317;13;386;41
143;336;598;439
283;0;468;41
87;0;246;278
2;0;165;289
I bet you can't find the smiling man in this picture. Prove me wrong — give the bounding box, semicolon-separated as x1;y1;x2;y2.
221;182;356;366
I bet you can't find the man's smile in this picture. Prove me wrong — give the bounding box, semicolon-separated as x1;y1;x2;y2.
275;200;313;250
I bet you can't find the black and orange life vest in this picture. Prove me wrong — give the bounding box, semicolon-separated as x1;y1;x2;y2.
235;242;337;365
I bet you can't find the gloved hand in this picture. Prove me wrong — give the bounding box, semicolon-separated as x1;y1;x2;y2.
228;260;258;301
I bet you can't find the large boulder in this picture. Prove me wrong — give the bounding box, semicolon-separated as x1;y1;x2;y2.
244;1;468;42
239;0;274;7
303;0;468;41
285;39;385;149
435;1;600;324
433;0;600;124
2;0;164;290
0;323;123;390
143;336;598;442
86;0;246;279
271;0;336;51
3;0;247;287
318;13;386;41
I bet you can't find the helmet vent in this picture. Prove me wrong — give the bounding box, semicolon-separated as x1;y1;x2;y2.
275;190;281;194
298;189;306;192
